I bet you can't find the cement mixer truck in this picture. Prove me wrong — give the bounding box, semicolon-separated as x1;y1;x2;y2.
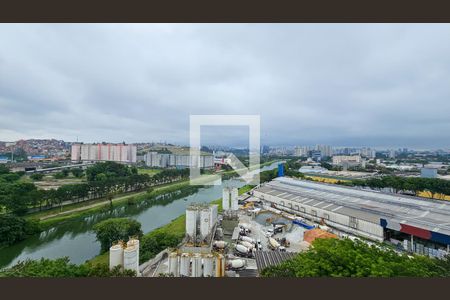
227;259;247;270
213;240;228;249
235;244;253;257
239;236;256;244
268;237;280;250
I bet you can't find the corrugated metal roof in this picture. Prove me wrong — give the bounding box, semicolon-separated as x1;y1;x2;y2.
255;251;297;272
256;177;450;236
236;269;259;277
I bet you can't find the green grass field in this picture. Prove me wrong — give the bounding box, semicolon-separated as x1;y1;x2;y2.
137;168;162;176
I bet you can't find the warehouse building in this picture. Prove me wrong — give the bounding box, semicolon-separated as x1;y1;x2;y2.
253;177;450;256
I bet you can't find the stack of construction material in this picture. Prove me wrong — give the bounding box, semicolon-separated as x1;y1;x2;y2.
303;228;338;244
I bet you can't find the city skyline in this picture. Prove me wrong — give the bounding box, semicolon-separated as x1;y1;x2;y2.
0;137;449;152
1;24;450;148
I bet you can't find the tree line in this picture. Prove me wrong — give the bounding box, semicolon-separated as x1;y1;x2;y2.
0;162;191;216
282;159;450;200
341;176;450;199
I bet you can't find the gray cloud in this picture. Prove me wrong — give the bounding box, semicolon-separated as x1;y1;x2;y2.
0;24;449;149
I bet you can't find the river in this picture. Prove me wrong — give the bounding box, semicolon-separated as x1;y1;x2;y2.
0;161;281;268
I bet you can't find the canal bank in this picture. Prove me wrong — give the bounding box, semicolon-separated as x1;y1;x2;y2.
36;180;192;230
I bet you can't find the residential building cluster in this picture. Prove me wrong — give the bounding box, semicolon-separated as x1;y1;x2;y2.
71;143;137;163
0;139;70;158
143;151;214;169
293;145;333;160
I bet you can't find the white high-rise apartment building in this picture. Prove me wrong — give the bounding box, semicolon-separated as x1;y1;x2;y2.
294;146;311;157
360;147;376;159
316;145;333;157
71;143;137;163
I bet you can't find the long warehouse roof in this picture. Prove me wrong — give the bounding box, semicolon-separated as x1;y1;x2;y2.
255;177;450;236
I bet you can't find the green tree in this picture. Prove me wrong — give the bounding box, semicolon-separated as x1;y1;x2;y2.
0;173;21;182
0;214;41;247
261;238;450;277
0;257;135;277
0;182;39;215
86;161;134;181
71;168;84;178
30;173;44;181
53;172;66;179
0;164;10;175
139;231;182;263
93;218;143;252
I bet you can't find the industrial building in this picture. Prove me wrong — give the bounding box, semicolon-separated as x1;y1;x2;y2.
143;151;214;169
332;155;365;170
421;166;439;178
150;189;264;277
253;177;450;256
165;202;226;277
71;143;137;163
332;155;362;165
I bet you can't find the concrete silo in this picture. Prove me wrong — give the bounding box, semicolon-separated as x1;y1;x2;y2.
200;208;211;241
179;253;190;277
230;187;238;211
209;204;218;231
168;252;179;276
123;244;139;275
127;239;140;263
186;206;198;241
203;254;214;277
222;188;230;210
109;244;124;270
191;254;202;277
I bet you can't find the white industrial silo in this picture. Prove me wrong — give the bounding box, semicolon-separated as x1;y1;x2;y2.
222;188;230;210
127;239;140;263
231;187;238;211
179;253;190;277
186;206;198;240
123;245;139;275
191;254;202;277
109;244;124;270
168;252;179;276
203;254;214;277
209;204;218;230
200;208;211;240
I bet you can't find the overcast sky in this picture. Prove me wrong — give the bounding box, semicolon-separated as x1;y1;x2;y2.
0;24;449;149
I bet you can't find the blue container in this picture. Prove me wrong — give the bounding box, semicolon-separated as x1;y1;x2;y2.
278;163;284;177
292;219;315;230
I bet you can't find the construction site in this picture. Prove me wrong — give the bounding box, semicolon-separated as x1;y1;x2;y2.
107;182;320;277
